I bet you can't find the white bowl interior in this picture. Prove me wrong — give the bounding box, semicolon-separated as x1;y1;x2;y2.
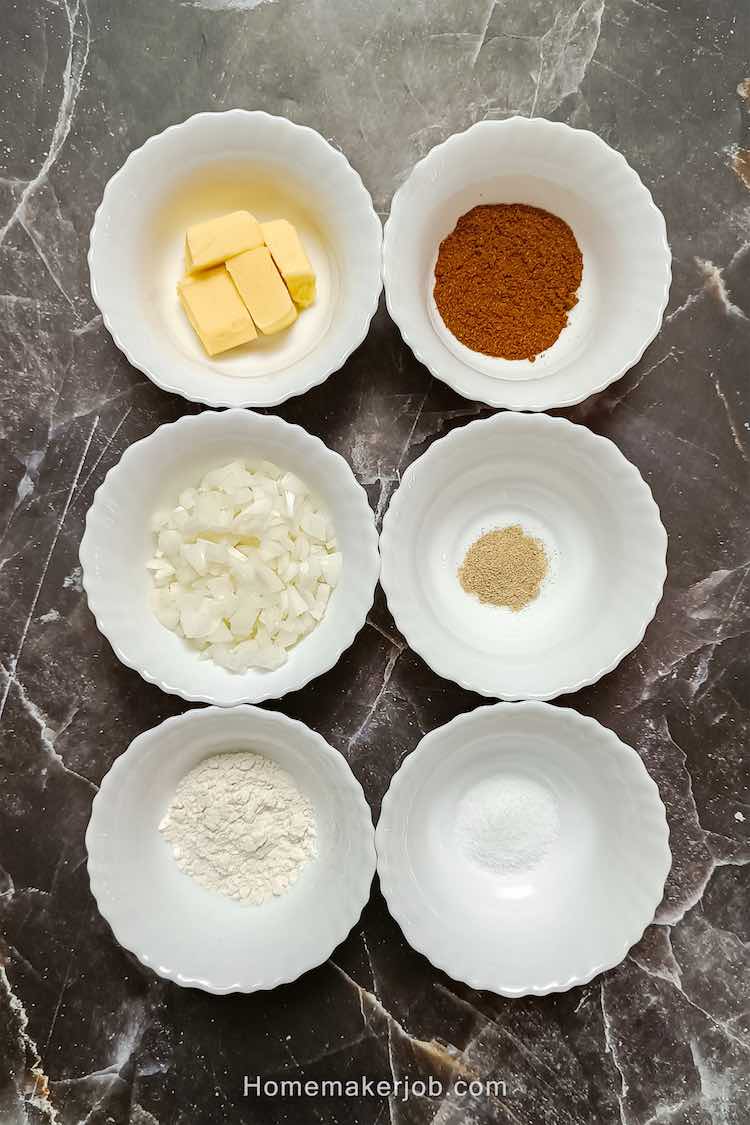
80;411;379;704
90;112;382;406
384;119;670;409
87;707;375;991
380;415;666;699
376;705;670;995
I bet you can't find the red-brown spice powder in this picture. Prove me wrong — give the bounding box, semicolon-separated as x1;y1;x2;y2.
433;203;583;361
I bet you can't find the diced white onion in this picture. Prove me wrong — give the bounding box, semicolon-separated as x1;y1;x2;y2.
147;459;339;672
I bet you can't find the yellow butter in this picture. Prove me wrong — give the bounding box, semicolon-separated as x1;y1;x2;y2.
185;210;264;273
226;247;298;335
178;266;257;356
261;219;316;308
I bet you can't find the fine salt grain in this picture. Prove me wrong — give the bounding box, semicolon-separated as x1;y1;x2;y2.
454;775;559;874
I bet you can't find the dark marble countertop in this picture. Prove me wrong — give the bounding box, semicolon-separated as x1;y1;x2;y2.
1;0;749;1122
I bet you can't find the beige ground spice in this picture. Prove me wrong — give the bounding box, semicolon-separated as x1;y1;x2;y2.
458;525;548;611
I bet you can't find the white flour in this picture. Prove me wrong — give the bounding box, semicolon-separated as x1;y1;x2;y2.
159;751;317;904
454;775;559;874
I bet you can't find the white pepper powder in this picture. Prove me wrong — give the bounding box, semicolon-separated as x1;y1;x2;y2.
458;524;548;611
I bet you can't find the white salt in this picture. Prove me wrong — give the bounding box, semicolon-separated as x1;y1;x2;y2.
454;775;559;874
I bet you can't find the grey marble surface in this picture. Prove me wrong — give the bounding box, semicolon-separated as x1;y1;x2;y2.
1;0;749;1122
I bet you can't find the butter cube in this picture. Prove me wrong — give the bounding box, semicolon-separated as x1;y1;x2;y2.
260;220;316;308
185;210;263;273
226;247;297;335
178;266;257;356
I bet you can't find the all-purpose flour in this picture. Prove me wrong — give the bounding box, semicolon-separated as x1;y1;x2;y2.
159;751;317;904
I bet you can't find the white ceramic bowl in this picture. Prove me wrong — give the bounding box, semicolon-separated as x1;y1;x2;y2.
89;110;382;408
383;117;671;410
376;702;670;996
380;412;666;701
86;706;375;992
79;409;379;705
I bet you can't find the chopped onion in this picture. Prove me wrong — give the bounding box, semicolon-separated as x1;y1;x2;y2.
147;459;340;672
